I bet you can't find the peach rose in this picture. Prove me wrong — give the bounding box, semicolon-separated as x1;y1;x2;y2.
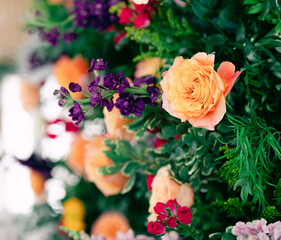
85;135;129;196
103;94;134;141
148;165;194;221
54;55;88;99
160;53;242;130
67;134;89;175
20;81;40;111
91;212;130;239
134;57;165;78
29;170;45;196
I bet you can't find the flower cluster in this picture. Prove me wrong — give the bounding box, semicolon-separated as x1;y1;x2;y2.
119;0;159;28
73;0;120;31
147;199;192;236
232;218;281;240
54;58;161;125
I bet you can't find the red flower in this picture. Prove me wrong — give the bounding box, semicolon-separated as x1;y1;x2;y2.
166;199;179;214
154;202;168;214
147;222;165;235
177;206;192;225
157;213;168;222
119;7;135;25
133;12;150;28
146;174;155;191
165;216;178;228
114;32;127;45
154;138;168;148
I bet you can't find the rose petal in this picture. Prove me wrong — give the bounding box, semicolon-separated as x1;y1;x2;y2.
188;96;226;131
217;61;242;97
191;52;215;67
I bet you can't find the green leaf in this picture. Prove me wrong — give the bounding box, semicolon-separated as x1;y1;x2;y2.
248;3;263;14
236;20;246;42
121;174;136;194
207;34;226;46
121;161;140;176
116;141;134;160
98;163;123;175
161;125;178;138
190;0;210;19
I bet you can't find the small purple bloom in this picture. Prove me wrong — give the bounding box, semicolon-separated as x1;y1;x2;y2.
103;72;130;93
146;86;160;106
115;93;145;116
63;32;78;43
134;76;157;87
58;99;66;107
60;87;70;98
88;76;101;93
90;89;102;107
69;82;82;92
101;97;114;111
87;59;107;72
69;101;85;125
39;27;60;46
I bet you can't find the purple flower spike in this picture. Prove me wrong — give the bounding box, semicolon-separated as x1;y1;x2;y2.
69;82;82;92
90;90;102;107
101;97;114;111
69;101;85;125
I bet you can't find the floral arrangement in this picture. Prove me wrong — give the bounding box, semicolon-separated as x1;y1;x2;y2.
22;0;281;239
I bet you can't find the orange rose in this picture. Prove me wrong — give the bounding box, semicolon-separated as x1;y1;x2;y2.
160;53;242;130
103;94;134;141
134;57;165;78
54;55;88;99
67;134;89;175
20;81;40;111
148;165;194;221
85;135;129;196
29;170;45;196
91;212;130;239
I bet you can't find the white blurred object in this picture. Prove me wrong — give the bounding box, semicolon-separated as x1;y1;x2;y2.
1;75;35;159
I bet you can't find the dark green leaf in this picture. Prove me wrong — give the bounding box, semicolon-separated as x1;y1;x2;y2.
121;174;136;194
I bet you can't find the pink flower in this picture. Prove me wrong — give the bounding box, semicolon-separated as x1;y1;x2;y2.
166;199;179;215
119;7;135;25
133;12;150;28
176;206;192;225
154;138;169;148
147;222;165;235
157;213;168;222
154;202;168;214
133;2;151;13
146;175;155;191
165;217;177;228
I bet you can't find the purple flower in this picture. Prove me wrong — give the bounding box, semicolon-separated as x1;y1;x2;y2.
103;72;130;93
101;97;114;111
69;101;85;125
146;86;160;106
87;59;107;72
134;76;157;87
73;0;120;31
60;87;70;98
39;27;60;46
115;93;145;116
69;82;82;92
88;76;101;93
90;88;102;107
63;32;78;43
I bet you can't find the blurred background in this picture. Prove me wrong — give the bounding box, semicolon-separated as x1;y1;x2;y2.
0;2;73;239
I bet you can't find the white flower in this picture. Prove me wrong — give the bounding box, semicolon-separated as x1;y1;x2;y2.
132;0;149;5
